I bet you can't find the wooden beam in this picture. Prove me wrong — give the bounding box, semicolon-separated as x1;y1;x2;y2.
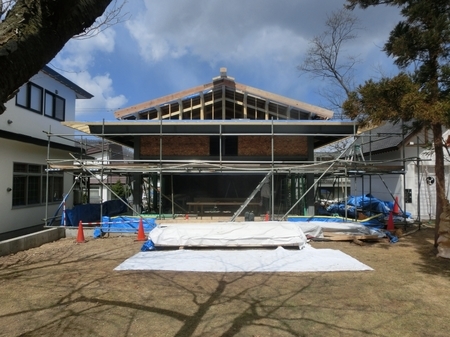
235;83;333;119
114;83;214;119
317;234;383;241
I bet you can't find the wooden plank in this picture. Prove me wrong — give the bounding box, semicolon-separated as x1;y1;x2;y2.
235;83;334;119
317;234;383;241
115;83;214;118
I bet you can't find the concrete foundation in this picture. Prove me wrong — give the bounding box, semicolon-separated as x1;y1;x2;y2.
0;227;66;257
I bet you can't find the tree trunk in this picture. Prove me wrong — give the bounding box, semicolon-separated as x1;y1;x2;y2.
0;0;113;113
433;123;445;246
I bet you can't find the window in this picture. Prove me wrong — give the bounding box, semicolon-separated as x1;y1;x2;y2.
210;136;238;156
12;163;64;207
44;91;65;121
16;82;43;113
15;82;66;121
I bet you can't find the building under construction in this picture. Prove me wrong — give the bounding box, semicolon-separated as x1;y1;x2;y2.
51;68;361;220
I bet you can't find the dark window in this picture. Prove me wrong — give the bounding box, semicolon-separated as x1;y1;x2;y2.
209;136;238;156
16;82;43;114
28;176;41;204
12;163;64;207
44;91;65;121
210;136;220;155
224;136;238;155
12;176;27;206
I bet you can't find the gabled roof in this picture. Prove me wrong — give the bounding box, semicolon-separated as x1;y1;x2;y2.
114;68;334;121
356;121;417;155
42;66;93;99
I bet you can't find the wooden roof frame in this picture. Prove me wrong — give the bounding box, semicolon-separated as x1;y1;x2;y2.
114;69;334;121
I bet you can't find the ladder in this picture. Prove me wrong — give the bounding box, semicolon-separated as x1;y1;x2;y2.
230;171;272;222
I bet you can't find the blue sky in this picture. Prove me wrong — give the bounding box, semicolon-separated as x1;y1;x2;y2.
50;0;401;122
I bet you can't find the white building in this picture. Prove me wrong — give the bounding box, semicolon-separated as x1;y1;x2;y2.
0;66;92;239
350;122;450;222
82;142;133;204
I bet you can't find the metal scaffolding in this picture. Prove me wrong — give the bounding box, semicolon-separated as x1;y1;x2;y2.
43;118;429;226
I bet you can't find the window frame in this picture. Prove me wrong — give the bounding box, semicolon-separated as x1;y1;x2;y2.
15;82;66;121
12;163;64;208
44;90;66;121
15;82;44;114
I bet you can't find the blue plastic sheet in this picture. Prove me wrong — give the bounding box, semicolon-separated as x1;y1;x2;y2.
64;199;128;226
290;194;413;228
326;195;410;217
93;216;157;238
141;240;156;251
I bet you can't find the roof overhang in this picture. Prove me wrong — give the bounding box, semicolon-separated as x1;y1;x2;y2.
42;66;93;99
62;120;357;149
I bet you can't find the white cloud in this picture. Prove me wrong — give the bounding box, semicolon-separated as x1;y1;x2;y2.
52;26;127;120
55;28;116;70
125;0;399;68
52;0;404;121
71;71;128;120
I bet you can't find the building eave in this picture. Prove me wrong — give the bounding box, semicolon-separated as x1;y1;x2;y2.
42;66;93;99
62;119;357;149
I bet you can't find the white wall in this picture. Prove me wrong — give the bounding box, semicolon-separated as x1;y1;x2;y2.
350;141;449;221
0;68;89;236
2;70;77;147
0;138;75;233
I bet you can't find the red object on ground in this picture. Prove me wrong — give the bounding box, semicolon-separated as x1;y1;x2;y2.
264;213;269;221
76;221;85;243
136;218;146;241
393;196;399;214
185;213;189;220
386;211;395;231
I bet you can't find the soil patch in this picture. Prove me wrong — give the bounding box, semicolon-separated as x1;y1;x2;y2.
1;224;449;337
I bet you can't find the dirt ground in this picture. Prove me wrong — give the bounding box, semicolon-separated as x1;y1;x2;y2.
1;222;450;337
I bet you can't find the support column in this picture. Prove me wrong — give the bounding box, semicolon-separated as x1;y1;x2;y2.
132;135;142;214
243;93;248;118
222;85;226;119
200;91;205;120
306;136;315;215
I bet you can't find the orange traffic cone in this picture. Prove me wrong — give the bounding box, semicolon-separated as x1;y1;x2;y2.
76;220;85;243
393;196;399;214
386;211;394;231
264;212;269;221
136;218;146;241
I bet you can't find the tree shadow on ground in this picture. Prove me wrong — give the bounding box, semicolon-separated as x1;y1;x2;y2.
408;226;450;277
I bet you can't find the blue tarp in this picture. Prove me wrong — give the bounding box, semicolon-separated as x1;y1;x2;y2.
290;194;412;227
93;216;157;238
64;199;129;226
326;194;410;217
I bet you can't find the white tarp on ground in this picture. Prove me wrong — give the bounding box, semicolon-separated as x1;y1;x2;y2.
297;221;374;233
149;221;308;248
114;245;373;272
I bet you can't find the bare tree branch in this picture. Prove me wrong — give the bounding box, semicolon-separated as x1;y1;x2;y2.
74;0;129;40
298;8;362;115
